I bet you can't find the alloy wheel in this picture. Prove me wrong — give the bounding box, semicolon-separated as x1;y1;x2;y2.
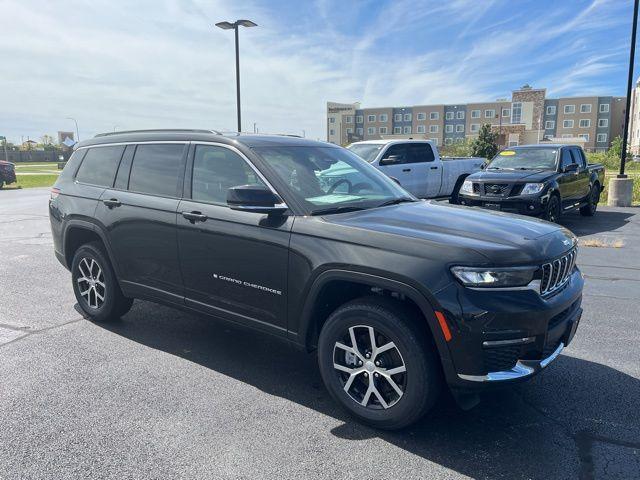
76;257;106;309
332;325;407;409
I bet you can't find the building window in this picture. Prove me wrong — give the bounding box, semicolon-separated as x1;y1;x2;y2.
561;134;572;138
445;112;454;120
393;126;401;134
599;103;610;113
578;134;589;141
597;133;608;143
345;116;353;123
445;125;453;133
416;112;426;121
356;128;363;136
430;112;439;120
545;120;555;129
367;127;376;135
456;111;465;120
563;119;574;128
416;125;426;134
580;104;592;113
546;105;556;115
429;125;438;133
329;129;335;135
444;138;453;145
403;126;412;134
404;113;412;121
544;134;553;140
430;138;439;145
511;102;522;123
455;138;464;144
471;110;480;118
356;115;363;123
470;124;480;133
508;141;519;147
394;113;402;122
456;124;464;133
484;109;495;118
564;105;576;114
502;108;510;117
579;119;591;128
346;127;353;134
598;118;609;128
329;117;335;124
367;114;376;122
379;114;388;122
379;126;388;134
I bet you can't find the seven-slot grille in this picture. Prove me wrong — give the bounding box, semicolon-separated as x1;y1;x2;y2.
540;249;577;296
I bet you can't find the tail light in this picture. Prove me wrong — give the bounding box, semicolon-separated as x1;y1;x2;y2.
50;187;61;200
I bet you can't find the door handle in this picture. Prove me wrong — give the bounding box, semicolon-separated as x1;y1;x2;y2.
103;198;121;208
430;166;438;170
182;211;208;223
402;168;412;172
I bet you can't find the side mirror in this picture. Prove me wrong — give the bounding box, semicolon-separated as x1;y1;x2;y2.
480;162;487;170
563;163;579;173
379;154;402;166
227;185;287;215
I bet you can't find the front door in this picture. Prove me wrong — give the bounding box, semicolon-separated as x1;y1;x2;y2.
571;147;591;200
557;148;577;208
177;143;292;334
376;143;433;197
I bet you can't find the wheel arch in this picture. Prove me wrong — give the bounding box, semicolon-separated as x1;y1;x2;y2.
62;220;121;278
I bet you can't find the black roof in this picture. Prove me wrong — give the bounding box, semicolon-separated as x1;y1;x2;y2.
77;130;335;149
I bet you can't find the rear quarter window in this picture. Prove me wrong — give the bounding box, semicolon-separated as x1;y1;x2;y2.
75;146;125;187
57;149;87;182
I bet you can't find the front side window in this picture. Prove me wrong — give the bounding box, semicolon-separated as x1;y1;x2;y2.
192;145;266;204
253;146;410;214
75;145;125;187
128;144;184;196
560;149;574;170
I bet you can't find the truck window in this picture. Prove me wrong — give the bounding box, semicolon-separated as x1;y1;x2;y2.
571;148;586;168
381;144;409;164
75;146;125;187
560;149;574;171
406;144;435;163
128;144;185;197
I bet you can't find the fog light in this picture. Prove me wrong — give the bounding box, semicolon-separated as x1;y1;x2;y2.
528;205;535;210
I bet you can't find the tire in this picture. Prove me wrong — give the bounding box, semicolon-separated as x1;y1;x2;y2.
71;241;133;322
0;181;4;189
580;184;600;217
317;297;442;430
449;177;466;204
543;194;561;223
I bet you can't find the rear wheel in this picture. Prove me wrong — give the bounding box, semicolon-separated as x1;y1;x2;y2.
580;184;600;216
318;297;442;430
543;194;561;223
71;242;133;322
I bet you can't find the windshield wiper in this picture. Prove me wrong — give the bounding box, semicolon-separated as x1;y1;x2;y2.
310;205;368;216
376;197;416;208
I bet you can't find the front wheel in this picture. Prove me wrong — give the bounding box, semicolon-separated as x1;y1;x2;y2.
71;242;133;322
580;185;600;216
543;195;561;223
317;297;442;430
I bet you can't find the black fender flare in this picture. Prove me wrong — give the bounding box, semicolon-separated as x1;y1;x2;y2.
294;268;452;363
62;218;122;278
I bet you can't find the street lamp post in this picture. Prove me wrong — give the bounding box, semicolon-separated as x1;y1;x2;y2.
66;117;79;142
215;19;257;133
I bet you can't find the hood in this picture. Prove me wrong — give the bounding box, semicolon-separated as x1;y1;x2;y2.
325;201;576;265
467;169;554;183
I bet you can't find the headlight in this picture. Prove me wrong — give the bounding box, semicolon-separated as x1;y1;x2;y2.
451;266;537;287
521;183;545;195
461;180;474;194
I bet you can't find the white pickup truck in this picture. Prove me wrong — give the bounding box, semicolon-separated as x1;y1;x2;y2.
347;139;485;201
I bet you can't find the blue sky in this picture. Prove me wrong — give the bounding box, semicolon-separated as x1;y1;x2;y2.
0;0;636;143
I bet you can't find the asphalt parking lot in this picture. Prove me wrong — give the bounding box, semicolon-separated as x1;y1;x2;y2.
0;188;638;480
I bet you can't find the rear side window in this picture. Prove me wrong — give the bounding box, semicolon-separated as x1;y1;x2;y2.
406;144;434;163
128;144;185;197
75;146;125;187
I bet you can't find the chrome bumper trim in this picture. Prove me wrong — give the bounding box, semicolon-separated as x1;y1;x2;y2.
457;342;564;382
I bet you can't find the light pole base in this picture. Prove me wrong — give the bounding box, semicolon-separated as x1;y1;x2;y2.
607;176;635;207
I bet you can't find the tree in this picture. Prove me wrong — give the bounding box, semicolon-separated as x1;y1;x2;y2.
608;135;623;158
440;139;473;157
470;124;499;159
40;134;54;146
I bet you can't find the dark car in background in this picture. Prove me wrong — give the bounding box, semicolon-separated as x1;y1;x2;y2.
0;161;17;188
49;130;583;429
457;145;605;222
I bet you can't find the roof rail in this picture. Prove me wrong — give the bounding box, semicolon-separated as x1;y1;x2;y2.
94;129;221;138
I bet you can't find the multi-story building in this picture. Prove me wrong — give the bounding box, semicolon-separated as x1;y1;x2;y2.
328;85;625;151
627;77;640;155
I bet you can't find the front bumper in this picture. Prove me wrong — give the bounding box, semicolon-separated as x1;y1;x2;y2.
436;267;583;390
458;193;547;216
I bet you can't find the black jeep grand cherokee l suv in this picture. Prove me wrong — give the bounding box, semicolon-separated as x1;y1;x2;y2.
50;130;583;429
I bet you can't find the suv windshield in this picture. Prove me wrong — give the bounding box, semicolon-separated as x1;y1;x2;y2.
346;143;384;162
487;148;558;170
252;146;413;214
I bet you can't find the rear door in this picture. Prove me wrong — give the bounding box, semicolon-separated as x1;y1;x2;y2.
176;143;292;334
95;142;187;303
